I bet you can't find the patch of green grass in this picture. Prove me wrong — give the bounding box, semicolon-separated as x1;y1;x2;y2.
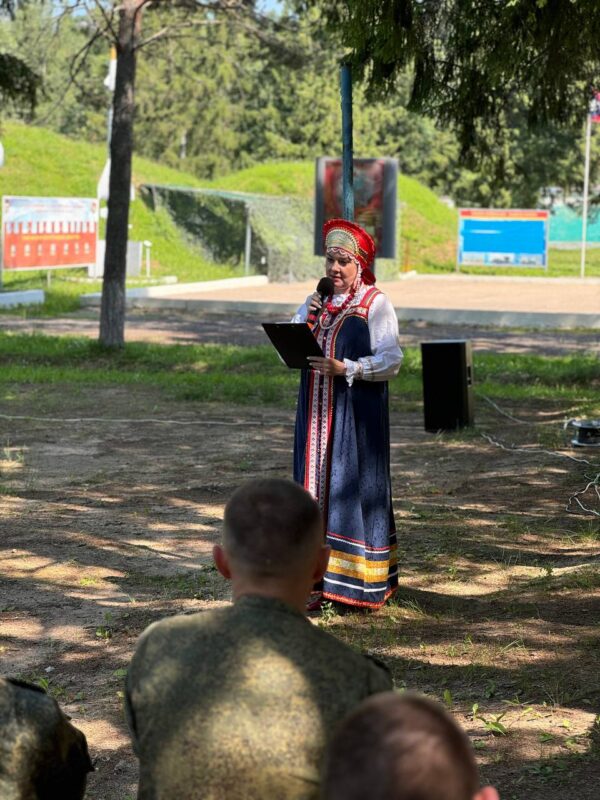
544;247;600;278
206;161;315;197
124;568;223;601
397;347;600;406
475;352;600;387
1;270;103;315
0;122;242;314
0;332;299;406
78;577;99;587
451;247;600;278
0;334;599;411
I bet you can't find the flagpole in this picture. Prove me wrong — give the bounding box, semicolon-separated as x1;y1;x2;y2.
581;107;592;279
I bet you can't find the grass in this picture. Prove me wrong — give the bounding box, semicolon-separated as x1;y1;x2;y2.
0;332;598;411
1;271;103;316
199;161;315;197
456;246;600;278
396;347;600;411
1;121;600;319
0;122;241;313
0;332;297;406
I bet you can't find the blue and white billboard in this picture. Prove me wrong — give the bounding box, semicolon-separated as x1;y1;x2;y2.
458;209;549;268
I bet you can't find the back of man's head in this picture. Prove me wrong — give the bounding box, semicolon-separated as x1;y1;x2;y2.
223;478;323;579
323;692;499;800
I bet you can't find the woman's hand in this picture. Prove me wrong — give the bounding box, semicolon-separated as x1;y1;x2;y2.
308;292;322;313
307;357;346;376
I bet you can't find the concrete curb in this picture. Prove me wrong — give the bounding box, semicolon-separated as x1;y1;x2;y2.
395;307;600;330
126;297;300;317
414;274;600;285
80;275;268;304
0;289;45;308
82;294;600;329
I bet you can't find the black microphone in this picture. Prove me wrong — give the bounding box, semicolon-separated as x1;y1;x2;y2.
307;277;334;328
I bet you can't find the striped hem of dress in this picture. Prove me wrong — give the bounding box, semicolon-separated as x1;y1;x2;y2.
322;585;398;610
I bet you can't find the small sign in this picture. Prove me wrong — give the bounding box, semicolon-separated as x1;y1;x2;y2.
457;208;549;269
2;196;98;271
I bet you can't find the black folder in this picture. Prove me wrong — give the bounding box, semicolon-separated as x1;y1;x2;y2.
262;323;324;369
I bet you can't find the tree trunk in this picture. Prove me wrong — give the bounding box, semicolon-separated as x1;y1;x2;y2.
99;1;143;347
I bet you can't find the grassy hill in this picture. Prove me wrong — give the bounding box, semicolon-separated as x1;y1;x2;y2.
0;122;457;279
199;160;458;272
0;122;233;294
0;121;596;314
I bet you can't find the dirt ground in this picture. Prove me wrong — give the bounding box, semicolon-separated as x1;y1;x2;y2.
1;311;599;800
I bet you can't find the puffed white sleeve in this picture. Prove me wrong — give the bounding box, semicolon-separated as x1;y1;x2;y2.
344;293;403;385
291;295;312;323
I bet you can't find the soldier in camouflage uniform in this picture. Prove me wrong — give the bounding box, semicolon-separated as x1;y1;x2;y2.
125;478;392;800
0;677;93;800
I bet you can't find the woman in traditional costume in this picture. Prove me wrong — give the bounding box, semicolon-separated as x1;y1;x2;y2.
293;219;403;610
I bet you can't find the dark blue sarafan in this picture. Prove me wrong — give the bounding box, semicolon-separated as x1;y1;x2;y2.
294;286;398;609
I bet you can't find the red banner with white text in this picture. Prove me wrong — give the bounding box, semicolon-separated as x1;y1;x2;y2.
2;196;98;271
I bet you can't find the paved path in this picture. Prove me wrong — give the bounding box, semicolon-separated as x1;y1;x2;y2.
162;274;600;315
1;273;599;354
80;274;600;329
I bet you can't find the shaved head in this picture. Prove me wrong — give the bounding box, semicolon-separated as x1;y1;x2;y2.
223;478;323;578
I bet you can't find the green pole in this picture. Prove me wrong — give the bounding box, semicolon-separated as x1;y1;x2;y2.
340;64;354;222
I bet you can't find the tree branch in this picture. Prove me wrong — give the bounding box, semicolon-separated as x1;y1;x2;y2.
90;0;119;41
136;18;225;50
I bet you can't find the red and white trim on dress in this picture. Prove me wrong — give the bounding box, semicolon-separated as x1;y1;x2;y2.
303;286;380;510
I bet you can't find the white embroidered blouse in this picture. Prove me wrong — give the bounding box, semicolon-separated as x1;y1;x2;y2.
291;286;404;386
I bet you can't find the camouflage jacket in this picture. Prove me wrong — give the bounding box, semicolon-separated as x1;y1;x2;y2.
0;677;92;800
125;595;392;800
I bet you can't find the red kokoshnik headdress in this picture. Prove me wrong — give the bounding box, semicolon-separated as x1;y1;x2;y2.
323;218;377;285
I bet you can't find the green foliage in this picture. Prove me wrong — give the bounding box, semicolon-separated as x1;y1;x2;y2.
0;2;103;132
3;1;599;211
0;51;39;109
0;3;503;204
472;703;509;736
0;1;40;113
306;1;600;152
